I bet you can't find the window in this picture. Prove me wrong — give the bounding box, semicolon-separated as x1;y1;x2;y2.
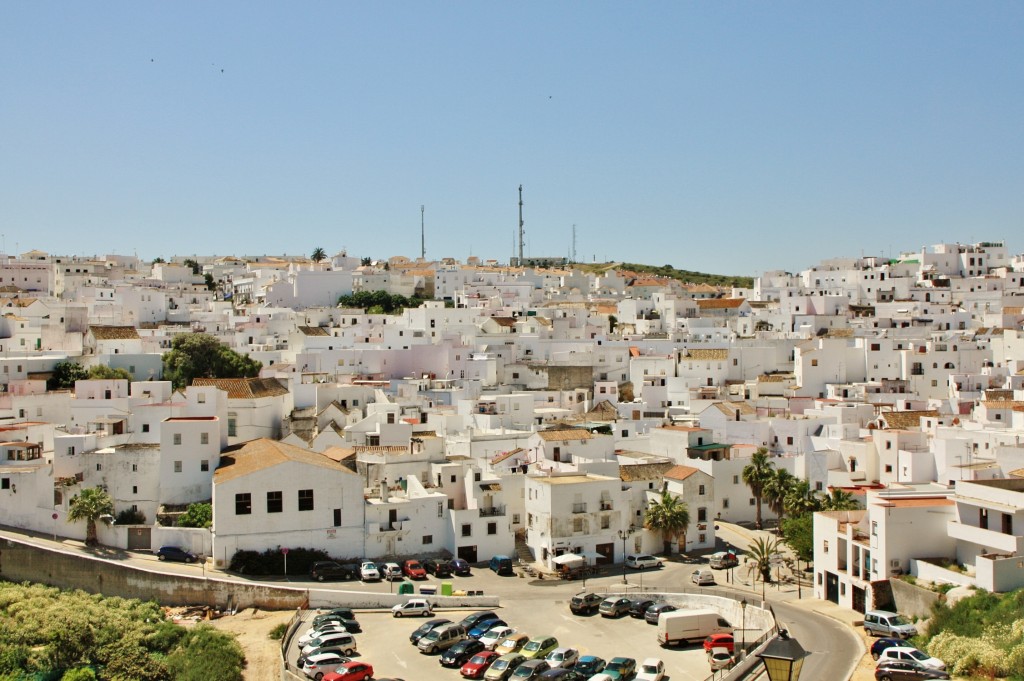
749;498;755;506
572;517;584;533
132;464;137;472
698;507;707;522
786;436;793;445
512;513;521;524
228;415;237;437
698;484;705;495
699;533;706;543
872;521;878;536
298;489;314;511
200;460;209;472
173;433;182;445
733;475;739;484
1;478;9;490
601;516;610;529
422;534;433;545
823;540;829;554
333;509;342;526
235;493;252;515
173;461;182;473
142;424;149;433
461;524;472;537
132;485;138;494
437;501;444;518
815;481;823;491
201;432;209;445
487;522;497;535
67;446;76;456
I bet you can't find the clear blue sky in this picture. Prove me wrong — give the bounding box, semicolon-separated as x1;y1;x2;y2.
2;2;1022;276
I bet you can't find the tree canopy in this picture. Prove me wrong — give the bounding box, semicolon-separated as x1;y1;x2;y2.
742;447;775;530
161;333;261;389
643;490;691;555
337;290;424;314
67;487;114;547
311;247;327;263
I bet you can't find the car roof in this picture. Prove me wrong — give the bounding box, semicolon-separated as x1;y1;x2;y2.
640;658;662;665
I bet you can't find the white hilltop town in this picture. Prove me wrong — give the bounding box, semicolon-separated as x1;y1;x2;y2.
2;240;1024;615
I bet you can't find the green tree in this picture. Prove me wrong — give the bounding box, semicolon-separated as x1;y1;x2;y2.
746;535;782;594
164;625;244;681
203;272;216;290
86;365;133;381
152;257;165;264
643;490;691;555
763;468;796;532
67;487;114;547
780;513;814;563
49;361;89;390
608;314;618;334
742;447;775;530
821;488;859;511
311;247;327;263
161;333;261;389
783;479;821;517
176;502;212;528
182;258;201;275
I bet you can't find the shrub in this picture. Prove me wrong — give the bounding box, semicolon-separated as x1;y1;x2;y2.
175;503;212;529
115;508;146;525
228;547;329;575
164;625;244;681
61;669;97;681
268;623;288;641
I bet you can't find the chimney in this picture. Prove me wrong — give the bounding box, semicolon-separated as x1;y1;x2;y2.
380;478;388;501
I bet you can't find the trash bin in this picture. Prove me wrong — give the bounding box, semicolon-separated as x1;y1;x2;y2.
398;580;414;595
420;585;437;596
440;581;453;597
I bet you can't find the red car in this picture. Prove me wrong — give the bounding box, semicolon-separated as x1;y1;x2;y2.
403;559;427;579
461;650;500;678
323;661;374;681
703;633;735;653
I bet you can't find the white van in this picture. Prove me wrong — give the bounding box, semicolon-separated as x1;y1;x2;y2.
657;609;732;646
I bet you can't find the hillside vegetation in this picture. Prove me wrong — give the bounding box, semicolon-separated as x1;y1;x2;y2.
920;587;1024;679
573;262;754;288
0;582;245;681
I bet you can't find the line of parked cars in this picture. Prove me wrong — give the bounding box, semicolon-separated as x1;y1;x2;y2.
294;608;409;681
865;610;948;680
400;608;666;680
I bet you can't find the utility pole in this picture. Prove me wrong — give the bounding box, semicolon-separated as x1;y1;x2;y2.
420;205;425;260
518;185;524;266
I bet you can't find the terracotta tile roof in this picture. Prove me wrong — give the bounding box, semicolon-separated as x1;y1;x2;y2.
876;497;954;508
1008;468;1024;479
981;400;1024;409
697;298;746;310
214;438;355;483
585;401;619;420
826;328;854;338
619;462;675;482
665;465;700;481
758;374;792;383
712;402;757;416
984;390;1014;401
491;447;525;465
658;425;704;432
682;349;728;361
192;377;289;399
490;317;517;327
298;326;330;336
89;325;140;340
537;428;592;441
879;410;938;430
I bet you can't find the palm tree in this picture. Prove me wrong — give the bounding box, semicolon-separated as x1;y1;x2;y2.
310;247;327;264
67;487;114;547
763;468;796;532
821;488;859;511
742;447;775;530
643;490;691;555
746;535;782;597
783;479;821;518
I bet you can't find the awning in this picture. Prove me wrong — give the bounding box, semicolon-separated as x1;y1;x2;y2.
552;553;585;567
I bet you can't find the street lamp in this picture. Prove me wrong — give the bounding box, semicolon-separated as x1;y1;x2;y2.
617;528;634;584
740;598;747;655
756;629;808;681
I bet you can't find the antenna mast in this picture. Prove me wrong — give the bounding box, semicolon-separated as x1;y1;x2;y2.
572;223;577;264
518;185;524;265
420;205;425;260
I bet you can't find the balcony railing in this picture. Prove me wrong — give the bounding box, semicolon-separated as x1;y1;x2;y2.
599;501;613;511
479;506;506;518
572;503;587;514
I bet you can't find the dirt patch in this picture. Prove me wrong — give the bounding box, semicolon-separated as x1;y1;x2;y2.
205;607;296;681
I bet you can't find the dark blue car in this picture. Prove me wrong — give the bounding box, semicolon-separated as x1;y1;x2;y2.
871;637;909;660
469;618;507;639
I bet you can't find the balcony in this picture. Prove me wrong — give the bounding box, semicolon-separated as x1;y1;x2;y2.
599;501;613;511
947;520;1024;554
479;505;506;518
572;503;588;514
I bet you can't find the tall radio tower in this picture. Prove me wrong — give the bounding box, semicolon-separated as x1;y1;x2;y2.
518;185;525;265
420;205;425;260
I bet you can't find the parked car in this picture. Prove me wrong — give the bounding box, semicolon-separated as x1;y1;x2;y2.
461;611;501;631
871;637;908;660
573;655;606;676
392;598;434;618
410;618;453;645
450;558;472;576
511;659;550;679
302;652;350;681
599;597;631;618
538;670;587;681
635;658;665;681
418;623;468;654
708;551;740;569
480;626;517;651
321;661;373;681
484;653;526;681
603;657;637;680
424;558;453;577
461;650;501;679
876;647;946;670
625;554;661;569
569;592;603;615
703;633;735;653
359;561;381;581
875;660;950;680
691;569;716;585
521;636;558;660
545;647;579;669
495;633;530;656
382;562;403;580
709;647;735;671
864;610;918;639
403;559;428;579
441;639;487;667
311;609;360;633
469;618;508;639
644;602;677;624
298;624;349;647
301;632;358;659
156;546;197;563
629;598;656;618
309;561;356;582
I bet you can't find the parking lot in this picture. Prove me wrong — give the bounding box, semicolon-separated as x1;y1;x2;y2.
288;558;768;680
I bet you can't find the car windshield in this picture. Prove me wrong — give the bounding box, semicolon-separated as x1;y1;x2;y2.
641;664;659;672
493;659;510;670
470;655;489;664
890;615;911;625
906;650;928;660
524;641;540;651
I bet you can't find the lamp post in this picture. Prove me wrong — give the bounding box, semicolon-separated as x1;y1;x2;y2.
617;528;634;584
740;598;747;655
756;629;808;681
